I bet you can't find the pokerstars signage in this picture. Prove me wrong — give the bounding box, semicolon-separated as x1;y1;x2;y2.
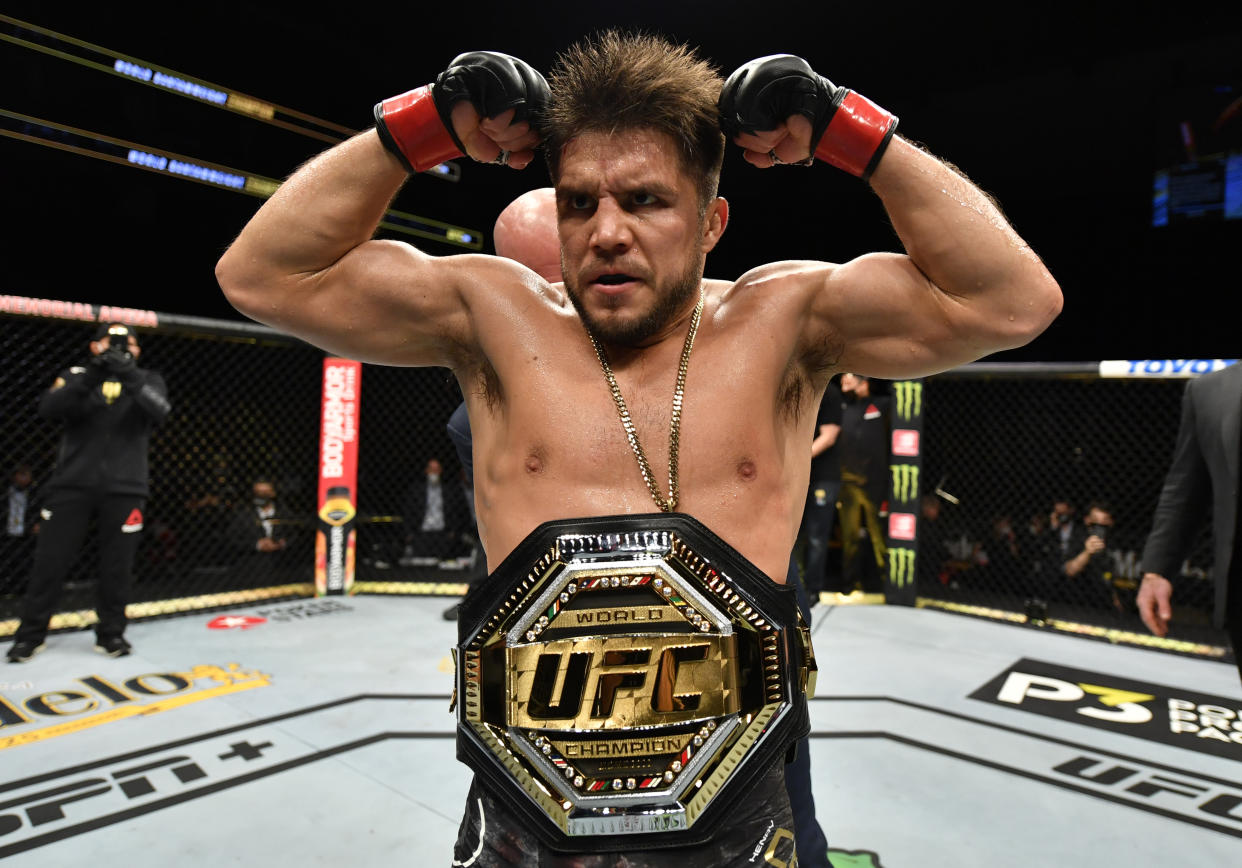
0;663;270;750
970;658;1242;761
207;615;267;630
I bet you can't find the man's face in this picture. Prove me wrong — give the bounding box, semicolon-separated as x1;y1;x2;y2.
426;460;442;479
253;483;275;502
841;374;869;397
1086;508;1113;528
12;469;31;489
556;128;724;347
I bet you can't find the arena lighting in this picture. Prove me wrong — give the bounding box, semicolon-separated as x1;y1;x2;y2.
0;14;461;180
0;109;484;250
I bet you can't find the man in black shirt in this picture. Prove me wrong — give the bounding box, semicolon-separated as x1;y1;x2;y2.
799;379;843;596
835;373;892;593
6;323;171;662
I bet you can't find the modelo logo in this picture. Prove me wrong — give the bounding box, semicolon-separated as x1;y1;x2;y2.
0;664;270;746
508;635;738;730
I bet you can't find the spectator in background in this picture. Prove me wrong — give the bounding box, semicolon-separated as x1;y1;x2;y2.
977;512;1023;594
1061;500;1122;613
916;494;951;587
1016;508;1055;612
2;464;40;595
1047;496;1079;563
181;450;241;564
441;402;486;621
400;457;471;567
1139;362;1242;684
796;378;843;597
227;477;298;582
7;323;170;662
1018;509;1053;582
835;373;891;593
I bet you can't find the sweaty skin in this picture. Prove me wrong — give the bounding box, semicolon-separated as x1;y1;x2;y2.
216;107;1061;586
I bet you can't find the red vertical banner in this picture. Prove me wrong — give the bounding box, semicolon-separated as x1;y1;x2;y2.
316;358;361;596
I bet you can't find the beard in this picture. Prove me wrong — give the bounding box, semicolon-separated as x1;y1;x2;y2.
566;256;703;347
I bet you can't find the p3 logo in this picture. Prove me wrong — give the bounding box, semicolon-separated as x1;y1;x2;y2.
994;671;1155;724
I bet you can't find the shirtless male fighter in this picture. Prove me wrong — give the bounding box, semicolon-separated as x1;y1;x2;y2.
216;29;1061;868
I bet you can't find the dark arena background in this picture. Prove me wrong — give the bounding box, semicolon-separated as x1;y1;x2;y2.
1;6;1241;867
2;1;1238;655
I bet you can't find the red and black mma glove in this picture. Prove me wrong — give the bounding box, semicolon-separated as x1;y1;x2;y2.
373;51;550;173
718;55;898;182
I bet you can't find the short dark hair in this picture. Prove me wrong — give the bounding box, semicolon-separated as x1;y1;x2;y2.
543;29;725;215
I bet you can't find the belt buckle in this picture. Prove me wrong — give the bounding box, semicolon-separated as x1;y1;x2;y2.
454;513;812;851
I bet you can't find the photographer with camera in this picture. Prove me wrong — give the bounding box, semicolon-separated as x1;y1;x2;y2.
6;323;170;663
1061;500;1123;615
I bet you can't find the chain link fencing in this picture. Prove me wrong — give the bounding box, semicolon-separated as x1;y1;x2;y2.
2;304;1230;661
0;304;471;634
880;364;1228;658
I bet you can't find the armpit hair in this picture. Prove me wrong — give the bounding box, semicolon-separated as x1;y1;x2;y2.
779;329;843;419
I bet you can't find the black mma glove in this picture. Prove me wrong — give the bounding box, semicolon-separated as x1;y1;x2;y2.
719;55;898;181
99;347;138;382
374;51;549;173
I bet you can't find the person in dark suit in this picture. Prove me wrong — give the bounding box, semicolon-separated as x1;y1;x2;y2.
226;477;300;583
2;463;40;595
1139;361;1242;683
400;457;471;565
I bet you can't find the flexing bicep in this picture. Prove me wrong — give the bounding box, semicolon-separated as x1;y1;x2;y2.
807;252;1028;379
240;237;500;367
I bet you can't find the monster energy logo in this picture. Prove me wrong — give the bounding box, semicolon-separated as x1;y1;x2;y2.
893;380;922;421
888;547;916;588
890;464;919;504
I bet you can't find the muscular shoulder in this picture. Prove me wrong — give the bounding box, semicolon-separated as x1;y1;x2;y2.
458;253;568;314
715;260;838;311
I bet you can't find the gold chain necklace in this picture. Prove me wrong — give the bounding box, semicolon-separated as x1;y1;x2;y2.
585;287;705;513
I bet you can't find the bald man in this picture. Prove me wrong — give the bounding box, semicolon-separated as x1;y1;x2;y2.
491;186;562;283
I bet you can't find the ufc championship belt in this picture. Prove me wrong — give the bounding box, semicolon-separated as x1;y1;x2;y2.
453;513;817;852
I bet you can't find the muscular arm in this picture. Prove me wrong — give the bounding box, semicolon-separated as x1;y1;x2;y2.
215;131;476;366
723;54;1063;381
813;137;1062;378
217;52;544;368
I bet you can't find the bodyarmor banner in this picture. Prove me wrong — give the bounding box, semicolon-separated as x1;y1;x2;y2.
453;512;816;852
